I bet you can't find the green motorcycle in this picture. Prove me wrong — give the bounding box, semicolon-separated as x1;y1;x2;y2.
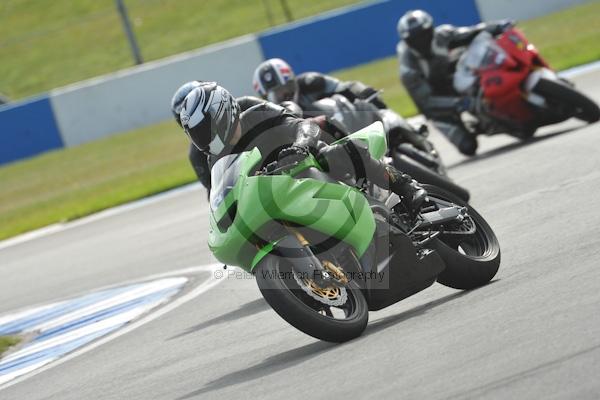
208;122;500;342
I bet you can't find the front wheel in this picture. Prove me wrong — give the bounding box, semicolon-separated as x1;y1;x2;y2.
534;78;600;123
255;254;368;342
423;185;501;290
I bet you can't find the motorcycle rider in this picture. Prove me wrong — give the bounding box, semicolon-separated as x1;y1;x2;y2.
171;81;212;195
397;10;513;155
252;58;387;113
171;81;303;195
177;81;428;215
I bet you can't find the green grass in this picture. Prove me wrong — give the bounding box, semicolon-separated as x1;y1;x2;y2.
336;57;419;117
0;0;360;100
1;2;599;241
0;120;195;239
0;336;20;356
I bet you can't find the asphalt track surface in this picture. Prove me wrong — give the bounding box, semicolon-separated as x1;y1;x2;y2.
1;70;600;399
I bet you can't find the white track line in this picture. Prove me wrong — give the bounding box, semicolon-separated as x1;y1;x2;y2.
0;301;66;327
0;360;51;387
0;278;188;386
0;263;225;392
559;60;600;78
1;305;155;364
33;278;186;332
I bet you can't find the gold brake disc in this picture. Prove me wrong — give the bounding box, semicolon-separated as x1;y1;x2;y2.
294;259;348;307
287;228;349;307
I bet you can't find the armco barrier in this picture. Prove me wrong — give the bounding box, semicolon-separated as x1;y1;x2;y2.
475;0;591;21
257;0;481;74
50;35;263;147
0;96;63;165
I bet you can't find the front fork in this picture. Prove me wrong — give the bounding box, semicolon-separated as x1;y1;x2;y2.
254;226;340;287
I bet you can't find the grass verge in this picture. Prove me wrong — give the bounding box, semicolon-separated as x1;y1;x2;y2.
0;2;599;241
0;121;195;239
0;336;20;356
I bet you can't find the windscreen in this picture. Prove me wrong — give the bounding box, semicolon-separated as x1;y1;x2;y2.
454;31;507;93
209;153;243;210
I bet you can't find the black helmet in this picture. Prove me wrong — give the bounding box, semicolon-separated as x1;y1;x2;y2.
252;58;298;104
171;81;203;126
397;10;434;57
179;82;241;156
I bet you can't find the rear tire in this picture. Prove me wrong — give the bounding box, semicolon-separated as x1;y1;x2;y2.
255;255;368;342
534;78;600;123
423;185;501;290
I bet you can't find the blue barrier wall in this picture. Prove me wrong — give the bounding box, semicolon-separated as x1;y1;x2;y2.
0;97;63;165
258;0;482;73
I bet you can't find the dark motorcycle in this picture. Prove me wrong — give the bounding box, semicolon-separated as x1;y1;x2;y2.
303;94;470;201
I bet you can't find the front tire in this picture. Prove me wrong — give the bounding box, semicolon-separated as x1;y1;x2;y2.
423;185;501;290
534;78;600;123
255;255;368;342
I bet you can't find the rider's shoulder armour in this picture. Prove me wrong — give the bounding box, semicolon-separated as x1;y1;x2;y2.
298;72;327;94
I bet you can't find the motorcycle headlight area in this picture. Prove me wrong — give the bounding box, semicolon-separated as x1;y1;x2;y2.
210;153;243;211
210;190;231;210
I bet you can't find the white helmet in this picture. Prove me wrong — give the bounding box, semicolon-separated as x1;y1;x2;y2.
252;58;298;103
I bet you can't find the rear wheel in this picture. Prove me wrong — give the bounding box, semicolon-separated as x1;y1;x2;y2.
255;253;368;342
534;78;600;123
423;185;501;290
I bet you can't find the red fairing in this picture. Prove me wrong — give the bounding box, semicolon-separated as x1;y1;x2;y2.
478;28;551;123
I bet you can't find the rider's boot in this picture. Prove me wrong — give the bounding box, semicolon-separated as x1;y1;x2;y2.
317;139;428;216
432;119;478;156
384;165;428;215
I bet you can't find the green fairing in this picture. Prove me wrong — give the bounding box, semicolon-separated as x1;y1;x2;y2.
208;122;387;271
250;238;281;269
332;121;387;160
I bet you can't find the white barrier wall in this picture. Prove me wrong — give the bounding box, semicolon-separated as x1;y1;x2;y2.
475;0;591;21
50;35;264;147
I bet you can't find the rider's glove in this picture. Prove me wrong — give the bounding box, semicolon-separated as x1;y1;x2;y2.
278;145;310;165
495;19;515;34
359;86;377;98
280;101;303;118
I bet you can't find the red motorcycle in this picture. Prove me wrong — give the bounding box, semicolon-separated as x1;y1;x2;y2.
454;28;600;139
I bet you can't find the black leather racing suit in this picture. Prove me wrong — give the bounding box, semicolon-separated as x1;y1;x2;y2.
207;99;417;198
397;21;510;154
290;73;431;152
188;144;211;190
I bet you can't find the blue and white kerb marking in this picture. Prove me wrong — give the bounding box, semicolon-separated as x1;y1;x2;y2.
0;277;187;386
